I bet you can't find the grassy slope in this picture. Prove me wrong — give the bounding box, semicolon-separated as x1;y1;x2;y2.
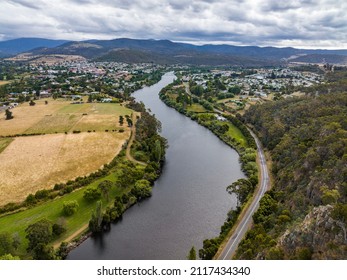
187;103;207;113
225;122;247;147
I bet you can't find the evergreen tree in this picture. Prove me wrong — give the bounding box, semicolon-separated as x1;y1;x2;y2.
187;246;197;260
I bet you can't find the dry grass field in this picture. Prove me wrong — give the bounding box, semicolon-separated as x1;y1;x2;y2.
0;131;130;206
0;99;133;135
0;81;10;86
0;99;66;136
0;138;13;153
0;98;134;206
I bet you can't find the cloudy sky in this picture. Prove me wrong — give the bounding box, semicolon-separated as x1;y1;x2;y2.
1;0;346;49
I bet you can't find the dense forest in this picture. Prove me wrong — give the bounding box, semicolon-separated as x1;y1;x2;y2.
236;70;347;259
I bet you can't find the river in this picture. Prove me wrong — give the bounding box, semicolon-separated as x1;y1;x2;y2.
68;72;244;259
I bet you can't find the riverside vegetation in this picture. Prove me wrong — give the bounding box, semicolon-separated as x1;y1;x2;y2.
0;66;167;259
0;101;166;259
234;68;347;259
159;75;258;259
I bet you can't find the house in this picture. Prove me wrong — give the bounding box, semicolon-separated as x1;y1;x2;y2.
71;95;82;100
40;90;51;98
215;114;227;121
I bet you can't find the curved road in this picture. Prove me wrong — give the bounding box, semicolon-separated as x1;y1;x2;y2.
217;129;270;260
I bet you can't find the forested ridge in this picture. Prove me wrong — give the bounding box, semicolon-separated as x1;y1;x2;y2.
237;71;347;259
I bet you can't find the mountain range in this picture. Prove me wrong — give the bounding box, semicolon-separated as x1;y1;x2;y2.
1;37;347;66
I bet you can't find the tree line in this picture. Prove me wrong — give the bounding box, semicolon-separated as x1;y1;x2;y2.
235;71;347;259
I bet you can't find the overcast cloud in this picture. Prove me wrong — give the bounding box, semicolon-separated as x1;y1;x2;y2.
1;0;346;48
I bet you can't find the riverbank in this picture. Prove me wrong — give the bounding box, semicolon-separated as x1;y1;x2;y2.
0;102;167;259
158;78;260;259
67;72;243;260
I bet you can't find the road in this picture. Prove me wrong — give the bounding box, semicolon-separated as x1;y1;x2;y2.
217;129;270;260
125;112;146;166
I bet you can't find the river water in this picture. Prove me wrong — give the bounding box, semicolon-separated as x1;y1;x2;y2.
68;72;244;260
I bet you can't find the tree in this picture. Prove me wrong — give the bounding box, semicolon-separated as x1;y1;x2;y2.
227;179;254;207
131;179;152;200
25;219;55;259
320;186;340;205
83;187;101;201
0;254;20;260
25;219;53;251
12;232;21;251
152;139;162;162
0;232;14;256
199;238;219;260
62;200;79;216
52;218;67;236
119;115;124;126
89;201;103;233
126;116;133;127
5;109;13;120
187;246;197;260
98;180;113;202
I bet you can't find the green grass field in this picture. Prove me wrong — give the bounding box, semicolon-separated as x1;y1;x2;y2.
187;103;207;113
0;163;144;257
93;103;132;115
57;103;92;114
197;113;248;148
224;121;247;147
0;138;13;154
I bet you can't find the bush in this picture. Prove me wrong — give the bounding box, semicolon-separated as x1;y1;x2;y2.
83;187;101;201
34;189;49;200
131;179;152;200
52;218;67;236
25;194;37;206
62;200;79;216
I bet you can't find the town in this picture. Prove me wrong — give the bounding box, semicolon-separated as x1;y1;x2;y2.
1;60;325;116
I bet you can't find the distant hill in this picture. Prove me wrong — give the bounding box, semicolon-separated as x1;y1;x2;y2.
0;38;69;57
288;53;347;65
3;37;347;66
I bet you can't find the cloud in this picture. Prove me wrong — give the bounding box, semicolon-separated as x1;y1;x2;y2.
1;0;347;49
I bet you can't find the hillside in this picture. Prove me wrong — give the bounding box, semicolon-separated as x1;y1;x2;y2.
5;37;347;66
0;38;68;57
236;71;347;259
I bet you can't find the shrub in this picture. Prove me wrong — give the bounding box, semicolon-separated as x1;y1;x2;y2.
34;189;49;200
25;194;37;206
52;218;67;236
83;187;101;201
62;200;79;216
131;179;152;200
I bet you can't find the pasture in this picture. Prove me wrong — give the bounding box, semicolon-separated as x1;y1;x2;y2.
0;132;130;206
0;98;133;206
0;99;133;136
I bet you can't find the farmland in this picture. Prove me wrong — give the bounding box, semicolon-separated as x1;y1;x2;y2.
0;98;132;206
0;164;141;254
0;99;133;136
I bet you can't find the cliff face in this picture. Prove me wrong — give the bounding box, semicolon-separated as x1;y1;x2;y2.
279;205;347;259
